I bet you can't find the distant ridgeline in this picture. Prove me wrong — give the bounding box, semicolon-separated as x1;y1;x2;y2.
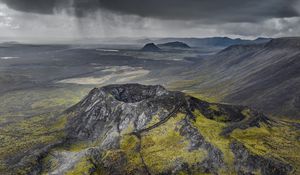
137;37;271;48
171;37;300;118
158;41;191;48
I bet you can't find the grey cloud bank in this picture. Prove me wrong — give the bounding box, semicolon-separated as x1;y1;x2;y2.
1;0;300;22
0;0;300;41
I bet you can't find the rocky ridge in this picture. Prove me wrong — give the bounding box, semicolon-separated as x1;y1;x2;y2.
5;84;300;175
181;37;300;118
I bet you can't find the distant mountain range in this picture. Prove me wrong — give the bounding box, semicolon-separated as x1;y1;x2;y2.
79;36;271;49
180;37;300;118
0;37;272;49
137;37;271;48
141;41;191;51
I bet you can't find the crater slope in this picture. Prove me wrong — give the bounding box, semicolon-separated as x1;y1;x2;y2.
2;84;299;175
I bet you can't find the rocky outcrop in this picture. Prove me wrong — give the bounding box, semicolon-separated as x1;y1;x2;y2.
141;43;161;52
7;84;299;175
230;141;292;175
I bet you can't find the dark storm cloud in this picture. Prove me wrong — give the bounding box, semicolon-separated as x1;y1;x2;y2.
1;0;299;23
97;0;300;22
0;0;56;14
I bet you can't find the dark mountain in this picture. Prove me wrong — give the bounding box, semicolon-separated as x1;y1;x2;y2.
263;37;300;49
141;43;161;52
254;37;272;43
149;37;271;48
158;41;191;49
7;84;299;175
90;37;270;52
181;37;300;118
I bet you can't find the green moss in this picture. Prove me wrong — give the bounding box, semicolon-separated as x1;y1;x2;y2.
0;85;91;123
0;85;89;174
230;125;270;156
63;141;94;153
102;150;124;162
214;116;229;122
0;116;5;123
176;170;189;175
41;153;60;173
141;113;207;174
99;113;208;174
186;92;219;103
146;114;161;127
191;110;235;173
0;113;68;174
120;135;144;173
65;156;94;175
209;104;219;111
0;117;61;157
192;110;300;174
0;162;7;174
230;121;300;174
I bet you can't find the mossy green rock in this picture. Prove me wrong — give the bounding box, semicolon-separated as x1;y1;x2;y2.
1;84;299;175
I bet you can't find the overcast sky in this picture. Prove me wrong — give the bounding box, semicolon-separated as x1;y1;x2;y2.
0;0;300;42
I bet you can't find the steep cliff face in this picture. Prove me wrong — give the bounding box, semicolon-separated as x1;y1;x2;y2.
5;84;299;175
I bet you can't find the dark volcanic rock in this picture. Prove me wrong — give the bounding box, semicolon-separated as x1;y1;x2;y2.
102;84;168;103
158;41;191;49
141;43;161;52
230;141;292;175
56;84;292;175
12;84;297;175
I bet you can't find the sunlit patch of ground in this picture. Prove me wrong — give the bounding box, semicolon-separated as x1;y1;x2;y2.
96;49;119;52
57;66;150;85
0;57;19;60
94;49;200;61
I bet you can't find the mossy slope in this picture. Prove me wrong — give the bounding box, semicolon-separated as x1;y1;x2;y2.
1;84;299;175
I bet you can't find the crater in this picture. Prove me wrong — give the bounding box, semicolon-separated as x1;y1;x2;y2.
102;84;168;103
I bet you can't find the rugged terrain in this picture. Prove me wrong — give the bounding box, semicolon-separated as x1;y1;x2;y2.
169;37;300;118
1;84;299;175
0;37;299;174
